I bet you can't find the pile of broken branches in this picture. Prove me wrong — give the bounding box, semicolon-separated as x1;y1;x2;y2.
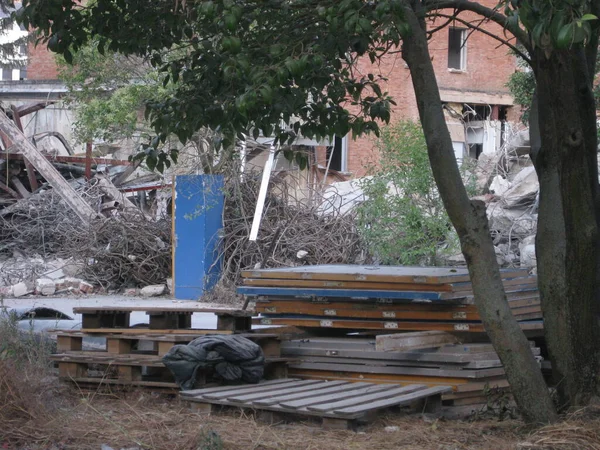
220;167;367;285
0;180;171;289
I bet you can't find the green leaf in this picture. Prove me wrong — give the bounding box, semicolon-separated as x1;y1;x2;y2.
556;23;574;48
581;14;598;22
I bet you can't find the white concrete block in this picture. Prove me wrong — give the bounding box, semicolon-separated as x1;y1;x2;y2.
140;284;166;297
35;278;56;296
12;281;34;298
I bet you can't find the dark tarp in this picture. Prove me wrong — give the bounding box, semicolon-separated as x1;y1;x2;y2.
162;334;264;390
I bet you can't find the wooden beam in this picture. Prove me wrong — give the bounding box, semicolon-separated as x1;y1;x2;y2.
11;105;39;192
0;110;96;223
10;176;30;198
16;101;56;117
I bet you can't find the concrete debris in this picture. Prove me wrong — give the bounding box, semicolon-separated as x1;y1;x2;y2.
487;205;537;238
0;285;14;296
12;281;34;297
79;280;94;294
501;166;538;209
384;426;400;433
489;175;511;197
166;278;173;294
123;287;139;296
35;278;56;296
519;235;537;268
140;284;166;297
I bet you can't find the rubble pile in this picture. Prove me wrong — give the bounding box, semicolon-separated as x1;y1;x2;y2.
0;181;171;294
484;132;538;271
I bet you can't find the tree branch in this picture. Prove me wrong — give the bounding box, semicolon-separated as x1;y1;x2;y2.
425;0;531;53
427;12;531;64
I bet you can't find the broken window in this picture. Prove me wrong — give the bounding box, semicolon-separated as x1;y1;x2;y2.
448;28;467;71
325;135;348;172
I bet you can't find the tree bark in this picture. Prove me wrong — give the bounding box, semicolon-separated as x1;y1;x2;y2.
401;2;556;423
531;47;600;408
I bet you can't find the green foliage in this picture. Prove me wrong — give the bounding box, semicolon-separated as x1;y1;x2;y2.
502;0;597;49
506;69;535;124
57;39;169;143
19;0;409;147
356;121;474;266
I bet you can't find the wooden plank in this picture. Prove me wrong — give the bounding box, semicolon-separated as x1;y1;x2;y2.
332;386;451;416
289;368;470;387
241;265;528;284
181;379;299;397
281;344;541;362
279;383;391;410
256;303;482;321
288;362;505;379
255;316;543;333
73;306;253;316
245;276;537;293
227;380;326;402
254;317;487;332
281;355;504;370
239;286;468;301
11;105;39;192
375;331;459;352
0;110;96;223
308;384;428;413
203;379;309;400
67;377;178;388
51;328;233;335
252;381;358;407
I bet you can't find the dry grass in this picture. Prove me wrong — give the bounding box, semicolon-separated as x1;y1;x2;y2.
3;370;600;450
517;406;600;450
0;382;525;450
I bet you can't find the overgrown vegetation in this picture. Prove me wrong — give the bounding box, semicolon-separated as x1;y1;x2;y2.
357;121;475;266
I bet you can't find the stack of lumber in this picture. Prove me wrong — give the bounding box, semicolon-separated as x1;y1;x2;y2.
50;306;288;389
281;333;541;406
240;265;543;333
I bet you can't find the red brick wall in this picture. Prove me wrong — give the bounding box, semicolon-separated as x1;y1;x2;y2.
26;42;59;80
347;0;519;177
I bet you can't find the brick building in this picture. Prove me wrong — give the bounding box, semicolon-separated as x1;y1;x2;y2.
316;0;519;178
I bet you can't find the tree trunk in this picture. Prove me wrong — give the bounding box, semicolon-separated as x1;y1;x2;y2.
531;47;600;408
401;2;556;423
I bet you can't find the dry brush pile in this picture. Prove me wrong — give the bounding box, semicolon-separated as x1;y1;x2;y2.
219;169;367;285
0;181;171;289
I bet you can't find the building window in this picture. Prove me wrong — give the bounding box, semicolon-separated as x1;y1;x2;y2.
1;67;13;80
19;67;27;80
448;28;467;71
326;135;348;172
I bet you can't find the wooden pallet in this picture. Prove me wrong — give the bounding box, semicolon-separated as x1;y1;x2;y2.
52;352;291;387
55;330;282;357
73;306;253;332
180;378;452;429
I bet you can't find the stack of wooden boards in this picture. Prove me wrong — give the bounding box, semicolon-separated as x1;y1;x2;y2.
50;306;288;389
240;265;543;333
281;332;542;406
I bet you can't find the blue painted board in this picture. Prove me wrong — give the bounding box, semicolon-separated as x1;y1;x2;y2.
173;175;224;300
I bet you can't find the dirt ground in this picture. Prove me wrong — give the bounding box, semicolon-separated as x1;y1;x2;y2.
3;376;600;450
